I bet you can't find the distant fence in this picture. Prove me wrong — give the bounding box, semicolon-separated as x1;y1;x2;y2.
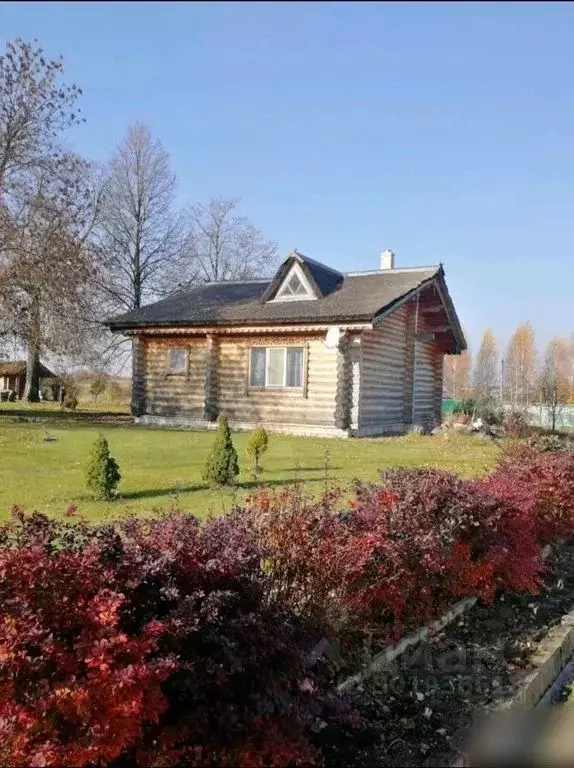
442;399;574;431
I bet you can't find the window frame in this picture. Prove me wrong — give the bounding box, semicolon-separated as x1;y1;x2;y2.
165;346;189;376
272;263;317;302
248;345;305;390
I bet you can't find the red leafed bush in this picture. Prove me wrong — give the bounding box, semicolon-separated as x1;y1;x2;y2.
485;446;574;543
0;509;324;767
246;468;546;645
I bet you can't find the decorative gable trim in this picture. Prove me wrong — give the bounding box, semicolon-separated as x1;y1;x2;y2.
271;262;318;302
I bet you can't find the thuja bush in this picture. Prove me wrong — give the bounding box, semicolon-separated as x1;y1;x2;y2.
203;414;239;486
0;508;327;767
86;433;121;500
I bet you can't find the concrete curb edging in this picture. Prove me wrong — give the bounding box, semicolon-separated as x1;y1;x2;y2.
503;607;574;713
451;604;574;767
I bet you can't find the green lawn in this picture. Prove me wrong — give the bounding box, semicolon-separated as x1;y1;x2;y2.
0;405;502;523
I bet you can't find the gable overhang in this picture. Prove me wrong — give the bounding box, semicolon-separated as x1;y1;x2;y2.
372;268;466;353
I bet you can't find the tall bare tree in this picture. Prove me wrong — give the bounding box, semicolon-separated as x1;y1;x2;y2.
504;322;536;408
538;338;570;433
181;197;277;283
95;123;184;313
0;38;82;199
0;156;100;399
472;329;499;401
0;38;97;397
443;349;472;400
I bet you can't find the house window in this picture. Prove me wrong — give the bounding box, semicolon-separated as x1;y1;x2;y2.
273;264;315;301
249;347;304;388
166;347;188;374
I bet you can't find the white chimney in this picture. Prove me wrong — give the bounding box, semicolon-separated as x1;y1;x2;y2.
380;249;395;270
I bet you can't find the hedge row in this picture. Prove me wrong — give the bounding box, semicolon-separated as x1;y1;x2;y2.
2;445;574;766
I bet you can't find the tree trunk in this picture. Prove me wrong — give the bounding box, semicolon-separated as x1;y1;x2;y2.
23;340;41;402
23;297;41;402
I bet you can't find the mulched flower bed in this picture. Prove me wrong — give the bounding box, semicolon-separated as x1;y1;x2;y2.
314;541;574;767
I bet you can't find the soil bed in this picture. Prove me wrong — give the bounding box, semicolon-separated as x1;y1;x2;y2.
315;541;574;767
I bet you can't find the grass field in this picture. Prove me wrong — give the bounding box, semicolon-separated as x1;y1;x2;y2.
0;404;502;523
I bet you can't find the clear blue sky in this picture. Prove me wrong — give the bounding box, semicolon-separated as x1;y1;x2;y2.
2;1;573;353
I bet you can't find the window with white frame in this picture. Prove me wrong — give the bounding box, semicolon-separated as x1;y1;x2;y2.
273;264;315;301
166;347;188;374
249;346;304;388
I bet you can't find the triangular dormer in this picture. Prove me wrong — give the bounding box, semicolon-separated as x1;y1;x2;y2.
262;249;344;303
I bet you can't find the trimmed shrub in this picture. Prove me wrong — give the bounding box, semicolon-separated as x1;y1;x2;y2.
246;426;269;476
62;394;78;410
245;467;545;645
486;446;574;543
86;434;121;500
203;414;239;486
0;509;326;767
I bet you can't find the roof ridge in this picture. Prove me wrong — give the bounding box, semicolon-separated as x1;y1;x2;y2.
178;278;270;288
344;265;440;276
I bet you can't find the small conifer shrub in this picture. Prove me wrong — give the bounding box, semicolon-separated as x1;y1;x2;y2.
203;414;239;486
86;433;121;500
246;426;269;476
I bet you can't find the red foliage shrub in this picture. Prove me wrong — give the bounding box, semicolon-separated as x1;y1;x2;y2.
486;446;574;543
3;445;572;766
0;509;325;767
245;467;545;645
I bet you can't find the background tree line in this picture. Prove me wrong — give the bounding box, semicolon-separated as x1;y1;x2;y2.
0;38;278;399
444;323;574;430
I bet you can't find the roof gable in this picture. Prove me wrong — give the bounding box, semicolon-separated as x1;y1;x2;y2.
261;250;344;302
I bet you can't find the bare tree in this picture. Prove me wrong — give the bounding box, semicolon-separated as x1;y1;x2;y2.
95;123;184;313
0;156;100;400
0;38;82;198
181;197;277;283
539;338;570;433
472;329;499;401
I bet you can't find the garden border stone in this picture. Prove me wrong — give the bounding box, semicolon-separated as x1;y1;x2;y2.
451;603;574;767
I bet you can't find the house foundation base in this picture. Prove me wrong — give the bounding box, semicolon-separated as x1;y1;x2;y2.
135;414;351;439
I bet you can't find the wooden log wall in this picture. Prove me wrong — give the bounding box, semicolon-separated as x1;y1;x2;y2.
143;336;206;418
358;306;408;431
131;336;147;417
412;339;436;428
215;333;338;426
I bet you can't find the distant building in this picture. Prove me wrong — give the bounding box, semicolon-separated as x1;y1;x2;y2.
0;360;57;400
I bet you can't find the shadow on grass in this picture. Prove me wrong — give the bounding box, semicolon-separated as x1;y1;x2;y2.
1;409;133;427
283;466;341;473
120;484;209;500
119;476;325;501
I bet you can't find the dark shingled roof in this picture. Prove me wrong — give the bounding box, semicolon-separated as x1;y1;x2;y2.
106;251;466;351
108;274;440;329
